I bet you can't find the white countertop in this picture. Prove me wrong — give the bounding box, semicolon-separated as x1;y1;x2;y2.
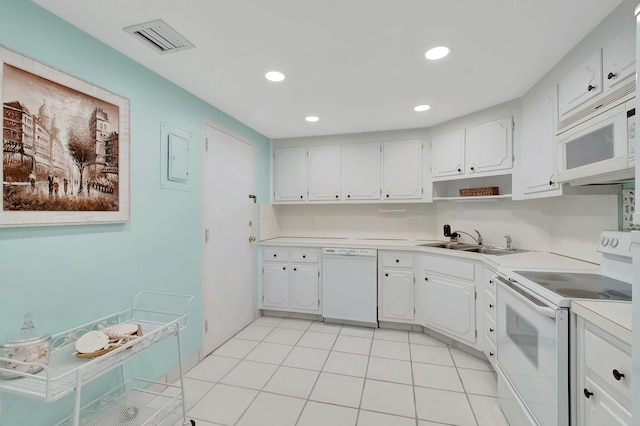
571;300;632;343
259;237;599;271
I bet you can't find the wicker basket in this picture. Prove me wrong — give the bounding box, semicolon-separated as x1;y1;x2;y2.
459;186;500;197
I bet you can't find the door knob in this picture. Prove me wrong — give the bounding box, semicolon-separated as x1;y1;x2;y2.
248;236;256;242
612;369;625;381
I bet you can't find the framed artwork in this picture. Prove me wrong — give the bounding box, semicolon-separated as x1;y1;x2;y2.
0;45;130;227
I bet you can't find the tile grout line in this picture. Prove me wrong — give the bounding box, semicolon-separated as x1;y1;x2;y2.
408;334;419;426
449;346;481;426
354;326;375;426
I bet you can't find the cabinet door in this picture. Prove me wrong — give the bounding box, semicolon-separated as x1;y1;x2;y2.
342;143;381;200
430;129;465;179
380;269;414;321
421;276;475;345
274;147;307;201
308;145;341;201
520;89;563;198
263;263;290;308
290;265;320;312
603;27;635;91
382;140;423;199
582;377;631;426
558;51;603;118
465;117;513;175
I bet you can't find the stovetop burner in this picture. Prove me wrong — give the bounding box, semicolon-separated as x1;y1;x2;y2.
512;271;632;302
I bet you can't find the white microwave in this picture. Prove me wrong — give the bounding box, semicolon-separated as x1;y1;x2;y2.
555;98;635;185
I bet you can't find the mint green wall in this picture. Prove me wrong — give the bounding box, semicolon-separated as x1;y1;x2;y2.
0;1;270;423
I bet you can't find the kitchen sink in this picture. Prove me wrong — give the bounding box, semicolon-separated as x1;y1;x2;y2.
418;242;526;256
418;242;479;250
460;247;526;256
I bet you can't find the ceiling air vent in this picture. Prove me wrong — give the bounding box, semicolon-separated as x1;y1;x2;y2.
124;19;194;54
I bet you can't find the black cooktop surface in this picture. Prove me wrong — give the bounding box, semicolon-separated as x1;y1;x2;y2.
512;271;632;301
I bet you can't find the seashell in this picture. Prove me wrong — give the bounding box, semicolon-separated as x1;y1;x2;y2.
75;331;109;354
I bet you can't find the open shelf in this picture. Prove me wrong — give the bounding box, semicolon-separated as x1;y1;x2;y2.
432;174;513;201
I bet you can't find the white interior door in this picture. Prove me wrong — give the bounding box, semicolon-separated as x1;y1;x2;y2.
203;124;255;355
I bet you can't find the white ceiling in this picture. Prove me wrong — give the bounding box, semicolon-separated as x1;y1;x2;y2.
33;0;624;139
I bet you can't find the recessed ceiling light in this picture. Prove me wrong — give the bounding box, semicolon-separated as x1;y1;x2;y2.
414;105;431;112
265;71;285;82
305;116;319;122
425;46;450;60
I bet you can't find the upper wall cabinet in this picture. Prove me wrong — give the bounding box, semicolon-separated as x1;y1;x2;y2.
274;147;307;201
431;117;513;182
382;139;423;200
308;145;341;201
558;51;603;119
603;27;636;91
519;89;563;199
431;129;465;179
342;142;381;200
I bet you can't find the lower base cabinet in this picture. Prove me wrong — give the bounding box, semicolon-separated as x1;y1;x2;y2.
379;269;415;321
575;317;631;426
420;275;476;345
261;247;321;314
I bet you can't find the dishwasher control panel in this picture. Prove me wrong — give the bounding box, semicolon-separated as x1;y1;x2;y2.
322;248;377;257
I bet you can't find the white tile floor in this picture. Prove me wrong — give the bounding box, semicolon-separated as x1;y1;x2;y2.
179;316;510;426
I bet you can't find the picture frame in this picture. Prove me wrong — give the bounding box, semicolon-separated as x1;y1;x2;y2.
1;45;130;227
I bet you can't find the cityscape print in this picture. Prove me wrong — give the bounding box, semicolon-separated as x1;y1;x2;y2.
2;63;120;212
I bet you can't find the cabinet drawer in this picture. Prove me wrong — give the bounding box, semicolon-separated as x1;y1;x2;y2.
291;249;319;263
381;252;414;268
485;290;496;321
421;256;475;281
263;247;290;261
485;313;496;345
584;323;631;406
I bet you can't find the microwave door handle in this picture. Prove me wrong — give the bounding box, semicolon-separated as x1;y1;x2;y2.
498;278;557;319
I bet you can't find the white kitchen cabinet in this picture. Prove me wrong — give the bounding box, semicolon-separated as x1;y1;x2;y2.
291;264;320;312
382;139;423;200
430;129;465;179
263;263;290;309
519;88;563;199
430;117;513;187
378;252;415;322
465;117;513;175
261;247;321;314
575;316;631;426
419;254;477;346
558;51;603;118
274;147;307;201
603;27;635;91
308;145;341;201
342;142;381;200
421;275;475;345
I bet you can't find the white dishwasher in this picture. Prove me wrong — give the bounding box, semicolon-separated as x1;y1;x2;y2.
322;248;378;326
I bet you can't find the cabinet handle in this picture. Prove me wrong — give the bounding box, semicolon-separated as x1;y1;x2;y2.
607;72;617;80
335;195;339;198
489;280;493;284
395;259;400;263
385;273;389;277
470;166;475;171
549;180;554;186
489;352;494;357
587;84;596;92
347;194;351;198
282;267;286;270
273;254;277;258
424;277;429;281
386;194;390;198
302;255;306;259
293;267;297;271
583;388;593;399
612;369;625;381
489;304;494;308
489;328;494;333
457;168;462;172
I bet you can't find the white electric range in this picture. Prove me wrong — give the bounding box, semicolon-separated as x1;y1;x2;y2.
495;231;632;426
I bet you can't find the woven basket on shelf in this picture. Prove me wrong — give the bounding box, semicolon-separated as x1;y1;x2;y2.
459;186;500;197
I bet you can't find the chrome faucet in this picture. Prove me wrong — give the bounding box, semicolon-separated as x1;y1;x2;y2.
445;226;483;246
504;234;512;250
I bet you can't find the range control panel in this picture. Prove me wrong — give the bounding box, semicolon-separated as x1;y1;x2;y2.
597;231;632;257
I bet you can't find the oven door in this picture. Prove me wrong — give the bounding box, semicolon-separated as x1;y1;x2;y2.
496;276;569;426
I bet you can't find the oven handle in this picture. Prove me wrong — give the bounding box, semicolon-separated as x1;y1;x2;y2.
496;275;557;319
